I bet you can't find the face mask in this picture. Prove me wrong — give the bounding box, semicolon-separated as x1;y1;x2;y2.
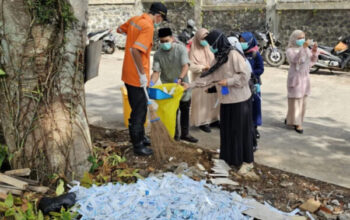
210;46;218;54
161;42;172;50
200;40;209;47
296;39;305;47
240;42;249;50
154;16;162;28
209;33;223;54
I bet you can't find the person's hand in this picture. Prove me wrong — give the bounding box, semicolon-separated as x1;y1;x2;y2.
181;82;189;90
202;66;210;72
312;42;318;53
140;74;148;87
218;79;228;86
303;40;309;48
177;78;184;85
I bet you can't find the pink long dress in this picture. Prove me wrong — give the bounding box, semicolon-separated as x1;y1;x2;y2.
285;47;319;126
286;47;319;98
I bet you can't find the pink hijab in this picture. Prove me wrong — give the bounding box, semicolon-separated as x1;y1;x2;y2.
189;28;215;67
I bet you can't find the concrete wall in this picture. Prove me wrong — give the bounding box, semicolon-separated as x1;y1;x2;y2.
88;0;143;47
88;0;350;50
276;1;350;49
202;9;266;35
142;1;194;41
278;9;350;48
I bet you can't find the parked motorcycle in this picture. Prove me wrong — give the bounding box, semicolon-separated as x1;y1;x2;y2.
102;32;116;54
87;29;116;54
310;36;350;73
254;27;285;67
177;19;197;45
229;27;285;67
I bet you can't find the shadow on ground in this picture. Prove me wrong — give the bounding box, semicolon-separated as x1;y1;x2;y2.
257;91;350;187
86;84;126;129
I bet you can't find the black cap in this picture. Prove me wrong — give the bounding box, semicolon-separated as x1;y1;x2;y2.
158;28;172;38
150;2;168;21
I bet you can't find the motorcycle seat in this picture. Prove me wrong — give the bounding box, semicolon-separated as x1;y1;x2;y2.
88;29;109;38
318;45;333;52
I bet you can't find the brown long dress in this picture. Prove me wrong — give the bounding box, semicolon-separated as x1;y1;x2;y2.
189;28;219;126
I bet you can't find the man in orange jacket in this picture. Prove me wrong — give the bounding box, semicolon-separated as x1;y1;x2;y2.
117;3;167;156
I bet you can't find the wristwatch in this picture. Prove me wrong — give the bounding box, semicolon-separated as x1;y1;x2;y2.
178;77;184;82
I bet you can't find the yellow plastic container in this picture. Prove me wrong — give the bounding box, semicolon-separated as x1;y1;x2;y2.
120;86;148;128
120;84;183;136
152;83;184;138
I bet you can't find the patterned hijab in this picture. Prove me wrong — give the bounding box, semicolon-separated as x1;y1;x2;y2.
288;30;304;48
189;28;215;68
201;30;233;77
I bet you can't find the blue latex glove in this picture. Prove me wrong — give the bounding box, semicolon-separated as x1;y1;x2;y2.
255;84;260;93
150;81;155;87
221;86;229;95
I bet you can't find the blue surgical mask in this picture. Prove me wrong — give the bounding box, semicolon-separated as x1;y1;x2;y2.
210;46;218;54
154;22;161;28
240;42;249;50
200;40;209;47
296;39;305;47
161;42;172;50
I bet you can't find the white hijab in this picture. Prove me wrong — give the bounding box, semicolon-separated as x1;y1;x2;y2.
228;36;253;74
287;30;308;71
228;36;244;53
288;30;304;48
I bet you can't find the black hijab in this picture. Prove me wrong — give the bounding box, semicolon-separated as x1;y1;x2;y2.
201;30;233;78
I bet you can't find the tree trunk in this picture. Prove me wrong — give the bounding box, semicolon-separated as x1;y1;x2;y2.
0;0;92;181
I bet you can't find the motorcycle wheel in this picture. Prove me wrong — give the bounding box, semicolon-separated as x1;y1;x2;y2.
103;42;115;54
264;48;286;67
309;66;320;74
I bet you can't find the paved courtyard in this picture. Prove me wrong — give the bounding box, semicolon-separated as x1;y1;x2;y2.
85;51;350;188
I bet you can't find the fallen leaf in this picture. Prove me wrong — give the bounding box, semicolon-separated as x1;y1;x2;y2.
55;179;64;196
147;167;155;172
333;206;344;215
21;203;28;212
299;198;321;213
319;205;333;214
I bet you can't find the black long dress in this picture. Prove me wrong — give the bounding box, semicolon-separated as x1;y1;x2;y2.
219;97;254;166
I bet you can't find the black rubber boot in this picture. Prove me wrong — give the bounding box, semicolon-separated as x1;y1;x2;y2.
199;124;211;133
129;123;153;156
134;143;153;156
143;135;151;146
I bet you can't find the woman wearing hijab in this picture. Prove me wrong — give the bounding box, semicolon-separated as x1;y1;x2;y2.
239;32;264;143
228;36;253;73
285;30;319;134
189;28;219;133
183;30;255;174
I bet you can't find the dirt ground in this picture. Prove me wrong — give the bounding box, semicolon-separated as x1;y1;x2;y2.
90;125;350;220
0;123;349;218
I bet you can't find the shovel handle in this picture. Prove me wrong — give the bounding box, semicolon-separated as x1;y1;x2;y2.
142;86;152;105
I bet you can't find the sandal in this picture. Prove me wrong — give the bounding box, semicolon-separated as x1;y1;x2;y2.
294;126;304;134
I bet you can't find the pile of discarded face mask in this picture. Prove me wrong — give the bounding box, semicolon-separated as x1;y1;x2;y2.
69;173;301;220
